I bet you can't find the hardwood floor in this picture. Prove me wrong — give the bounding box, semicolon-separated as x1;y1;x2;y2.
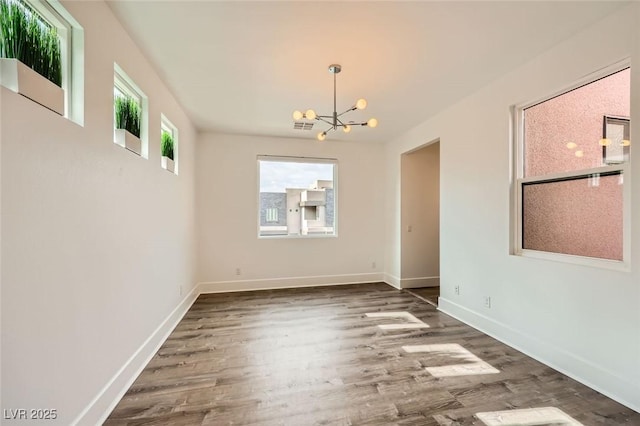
405;287;440;307
105;283;639;425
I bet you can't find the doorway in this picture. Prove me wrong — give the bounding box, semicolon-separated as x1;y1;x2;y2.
400;140;440;305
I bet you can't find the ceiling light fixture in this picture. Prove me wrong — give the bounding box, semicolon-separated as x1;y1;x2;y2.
292;64;378;141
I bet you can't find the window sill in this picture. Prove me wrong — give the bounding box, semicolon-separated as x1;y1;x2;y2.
514;249;629;272
258;233;338;240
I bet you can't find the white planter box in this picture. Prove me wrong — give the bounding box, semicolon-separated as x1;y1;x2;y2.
161;156;175;173
0;58;64;115
114;129;142;156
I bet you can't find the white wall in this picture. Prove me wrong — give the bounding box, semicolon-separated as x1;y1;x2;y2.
385;3;640;411
400;142;440;288
1;1;197;424
197;133;385;290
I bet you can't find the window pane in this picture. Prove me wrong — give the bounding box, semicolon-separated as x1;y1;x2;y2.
259;159;335;237
265;208;278;223
524;69;630;177
522;173;622;260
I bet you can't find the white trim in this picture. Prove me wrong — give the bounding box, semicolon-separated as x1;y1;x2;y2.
384;273;401;289
198;273;384;293
520;164;624;184
257;155;338;164
72;286;200;426
516;58;631;111
438;297;640;413
114;76;141;104
516;248;629;272
399;276;439;289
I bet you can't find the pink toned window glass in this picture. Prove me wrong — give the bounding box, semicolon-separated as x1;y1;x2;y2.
524;69;630;178
522;174;623;260
522;68;629;260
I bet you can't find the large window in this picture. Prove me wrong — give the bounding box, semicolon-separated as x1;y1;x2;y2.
258;156;337;238
513;66;630;264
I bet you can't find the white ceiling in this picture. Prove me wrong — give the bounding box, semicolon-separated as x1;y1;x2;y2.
106;1;626;144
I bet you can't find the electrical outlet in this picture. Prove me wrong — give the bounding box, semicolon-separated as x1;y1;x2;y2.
484;296;491;308
235;268;241;276
371;261;376;269
455;285;460;295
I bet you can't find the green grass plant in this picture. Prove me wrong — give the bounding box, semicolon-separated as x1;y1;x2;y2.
161;131;174;160
0;0;62;87
115;95;141;138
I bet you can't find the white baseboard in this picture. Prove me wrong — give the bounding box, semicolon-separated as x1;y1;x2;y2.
198;272;384;293
438;297;640;413
384;273;401;289
72;286;200;426
400;276;439;289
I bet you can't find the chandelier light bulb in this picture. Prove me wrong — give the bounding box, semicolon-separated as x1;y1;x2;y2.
317;131;326;141
343;125;351;133
599;138;612;146
367;118;378;128
621;139;631;146
305;109;317;120
292;110;303;120
575;150;584;158
356;98;367;110
566;142;577;149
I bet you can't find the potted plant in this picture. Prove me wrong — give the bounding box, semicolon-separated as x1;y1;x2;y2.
114;95;142;155
161;130;175;172
0;0;64;115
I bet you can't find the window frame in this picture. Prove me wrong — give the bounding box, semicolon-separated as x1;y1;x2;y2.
160;113;178;174
511;61;631;270
113;63;149;158
21;0;84;125
257;155;338;239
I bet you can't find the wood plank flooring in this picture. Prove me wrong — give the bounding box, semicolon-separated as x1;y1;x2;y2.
105;283;639;425
405;287;440;307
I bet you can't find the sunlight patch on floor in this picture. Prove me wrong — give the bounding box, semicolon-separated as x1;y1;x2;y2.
403;343;499;377
365;311;430;330
476;407;583;425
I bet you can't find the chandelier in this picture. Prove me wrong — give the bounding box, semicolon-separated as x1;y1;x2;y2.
293;64;378;141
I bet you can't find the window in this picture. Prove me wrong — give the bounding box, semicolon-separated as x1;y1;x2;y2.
114;63;148;158
513;66;630;264
258;156;337;238
265;208;278;223
6;0;84;124
160;114;178;174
